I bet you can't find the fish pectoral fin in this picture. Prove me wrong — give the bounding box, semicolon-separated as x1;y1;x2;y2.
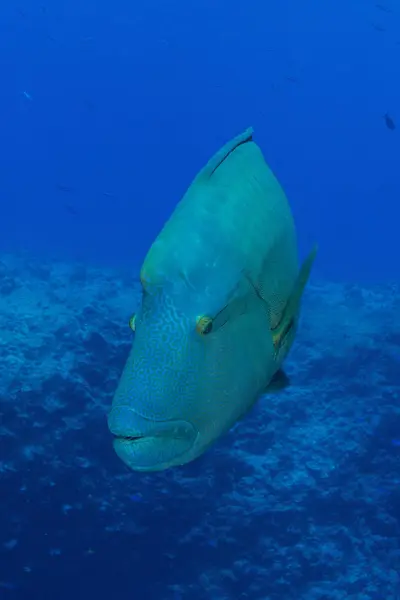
264;369;290;393
211;295;249;332
289;244;318;311
272;244;317;351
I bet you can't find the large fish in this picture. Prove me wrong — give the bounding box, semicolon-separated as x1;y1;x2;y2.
108;127;316;472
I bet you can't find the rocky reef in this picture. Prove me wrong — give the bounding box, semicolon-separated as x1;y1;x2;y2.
0;253;399;600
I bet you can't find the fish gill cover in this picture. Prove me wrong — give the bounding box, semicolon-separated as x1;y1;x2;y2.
0;0;399;599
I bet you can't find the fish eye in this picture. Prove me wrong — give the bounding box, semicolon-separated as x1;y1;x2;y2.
196;315;213;335
129;314;136;332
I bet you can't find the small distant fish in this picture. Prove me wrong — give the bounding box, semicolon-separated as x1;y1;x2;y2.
56;183;75;193
384;112;396;130
22;91;32;101
64;203;79;218
84;99;96;112
370;22;386;31
129;493;143;502
375;3;392;12
0;582;17;590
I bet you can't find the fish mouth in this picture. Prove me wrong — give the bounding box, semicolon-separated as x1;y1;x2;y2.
108;407;197;471
112;431;197;472
113;435;144;442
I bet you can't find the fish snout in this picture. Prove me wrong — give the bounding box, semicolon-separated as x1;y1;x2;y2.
108;406;198;471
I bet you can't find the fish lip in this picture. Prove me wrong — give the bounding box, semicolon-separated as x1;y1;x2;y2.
108;406;197;441
109;413;199;471
113;434;144;442
108;407;198;442
112;434;197;472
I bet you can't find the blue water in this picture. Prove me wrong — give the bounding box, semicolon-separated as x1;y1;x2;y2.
0;1;400;599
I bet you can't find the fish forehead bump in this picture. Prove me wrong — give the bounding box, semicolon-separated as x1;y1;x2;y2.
140;254;240;326
143;231;210;286
141;128;295;298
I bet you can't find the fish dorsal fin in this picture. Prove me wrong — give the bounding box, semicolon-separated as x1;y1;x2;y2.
196;127;254;183
271;244;317;352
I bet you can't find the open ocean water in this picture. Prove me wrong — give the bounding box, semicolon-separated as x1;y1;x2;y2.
0;1;399;599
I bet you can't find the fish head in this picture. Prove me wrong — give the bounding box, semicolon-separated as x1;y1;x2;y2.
108;244;271;472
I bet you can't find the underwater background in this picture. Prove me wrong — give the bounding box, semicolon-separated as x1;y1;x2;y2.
0;1;399;599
